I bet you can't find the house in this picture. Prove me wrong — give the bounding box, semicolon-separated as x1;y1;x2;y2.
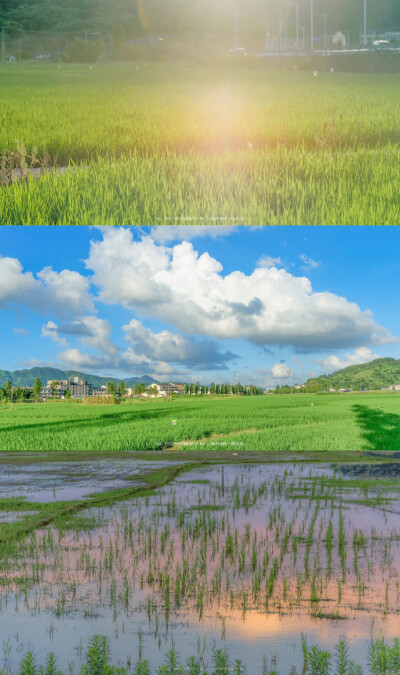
383;32;400;46
332;31;346;48
382;384;400;392
92;385;108;397
145;382;185;397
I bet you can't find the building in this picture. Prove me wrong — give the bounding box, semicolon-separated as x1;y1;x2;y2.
382;384;400;391
332;31;346;48
66;377;92;397
92;385;108;397
144;382;186;397
159;382;185;396
41;377;92;399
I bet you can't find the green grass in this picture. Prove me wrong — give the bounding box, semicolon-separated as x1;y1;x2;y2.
1;64;400;224
1;393;399;452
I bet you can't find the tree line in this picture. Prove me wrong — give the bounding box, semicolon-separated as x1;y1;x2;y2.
1;0;399;41
0;377;43;402
184;382;264;396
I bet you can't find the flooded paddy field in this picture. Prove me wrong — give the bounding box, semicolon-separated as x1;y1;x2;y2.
0;456;183;503
1;459;400;674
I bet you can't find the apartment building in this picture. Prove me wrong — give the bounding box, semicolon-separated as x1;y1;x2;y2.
41;377;92;399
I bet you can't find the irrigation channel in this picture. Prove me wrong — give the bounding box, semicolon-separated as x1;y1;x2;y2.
0;455;400;673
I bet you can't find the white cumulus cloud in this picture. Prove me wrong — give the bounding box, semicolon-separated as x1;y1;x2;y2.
122;319;237;369
42;321;68;346
0;256;93;318
41;316;118;354
317;347;382;373
85;229;396;350
271;363;294;378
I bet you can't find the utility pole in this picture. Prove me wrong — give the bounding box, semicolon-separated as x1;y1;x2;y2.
265;16;269;54
323;13;327;51
234;0;238;51
310;0;314;52
363;0;367;46
1;26;5;64
291;3;299;52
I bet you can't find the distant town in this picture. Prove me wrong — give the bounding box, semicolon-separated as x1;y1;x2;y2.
1;372;400;403
0;377;265;402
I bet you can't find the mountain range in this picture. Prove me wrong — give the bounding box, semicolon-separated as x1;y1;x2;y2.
1;358;400;391
0;367;159;388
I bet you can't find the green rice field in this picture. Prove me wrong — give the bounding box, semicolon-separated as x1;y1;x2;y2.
1;64;400;225
1;393;399;452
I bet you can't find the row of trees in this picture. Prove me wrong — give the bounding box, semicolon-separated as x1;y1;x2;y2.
0;377;43;402
106;381;149;397
1;0;399;45
184;382;264;396
272;384;323;394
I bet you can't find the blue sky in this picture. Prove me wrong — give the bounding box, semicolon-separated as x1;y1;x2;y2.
1;226;399;387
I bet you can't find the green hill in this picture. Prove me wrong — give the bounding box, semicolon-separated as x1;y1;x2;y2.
0;367;159;388
304;358;400;391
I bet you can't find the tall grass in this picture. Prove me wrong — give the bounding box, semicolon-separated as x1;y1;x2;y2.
1;65;400;224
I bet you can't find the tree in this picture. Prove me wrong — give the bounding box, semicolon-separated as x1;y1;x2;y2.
64;389;71;399
33;378;42;401
106;381;117;396
184;384;189;395
50;380;58;398
210;382;216;395
139;382;146;394
21;387;32;401
119;380;126;397
133;383;141;396
14;386;23;401
147;385;158;397
4;380;12;402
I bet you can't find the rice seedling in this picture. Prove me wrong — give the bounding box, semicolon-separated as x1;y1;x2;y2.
0;459;400;672
6;633;400;674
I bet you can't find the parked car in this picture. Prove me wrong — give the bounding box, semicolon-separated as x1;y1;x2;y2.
228;47;247;56
370;40;393;52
